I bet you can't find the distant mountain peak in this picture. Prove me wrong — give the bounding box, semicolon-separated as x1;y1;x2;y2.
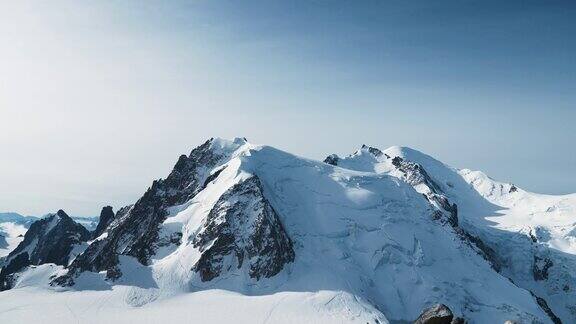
0;210;90;290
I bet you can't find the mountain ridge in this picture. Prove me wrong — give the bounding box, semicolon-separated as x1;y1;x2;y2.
1;137;575;323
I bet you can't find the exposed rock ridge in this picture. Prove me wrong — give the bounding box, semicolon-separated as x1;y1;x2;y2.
323;154;339;166
192;175;295;282
414;303;458;324
389;155;505;274
533;255;554;281
391;156;458;227
361;144;384;157
531;291;562;324
92;206;115;239
0;234;7;250
56;138;235;283
389;155;564;324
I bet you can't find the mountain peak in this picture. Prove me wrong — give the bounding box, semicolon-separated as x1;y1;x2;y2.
92;206;115;239
359;144;384;157
56;209;70;219
208;136;249;151
1;210;90;290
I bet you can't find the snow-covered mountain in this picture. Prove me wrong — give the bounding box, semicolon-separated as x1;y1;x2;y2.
327;145;576;323
0;138;574;323
0;210;92;290
0;212;98;258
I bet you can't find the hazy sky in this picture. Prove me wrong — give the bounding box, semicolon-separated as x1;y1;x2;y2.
1;1;575;216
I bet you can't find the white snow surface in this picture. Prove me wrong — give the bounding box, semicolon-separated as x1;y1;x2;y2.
338;145;576;322
2;139;575;323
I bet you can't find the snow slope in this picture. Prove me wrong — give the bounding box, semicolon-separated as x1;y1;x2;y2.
333;144;576;322
1;138;574;323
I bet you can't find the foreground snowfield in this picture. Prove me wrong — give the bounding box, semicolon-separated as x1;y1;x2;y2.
0;286;384;324
1;138;575;323
1;261;385;323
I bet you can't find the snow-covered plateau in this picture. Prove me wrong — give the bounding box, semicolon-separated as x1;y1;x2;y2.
1;137;575;324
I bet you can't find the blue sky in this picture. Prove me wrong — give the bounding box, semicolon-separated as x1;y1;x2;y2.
0;1;574;215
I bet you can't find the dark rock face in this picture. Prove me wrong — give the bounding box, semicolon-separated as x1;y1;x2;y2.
323;154;340;166
430;195;458;227
531;291;562;324
360;144;383;157
391;156;458;227
92;206;115;239
201;167;226;191
0;210;90;290
414;304;454;324
392;156;442;193
0;234;7;250
0;253;30;284
459;231;502;272
56;139;294;286
55;139;244;284
533;255;554;281
192;176;294;281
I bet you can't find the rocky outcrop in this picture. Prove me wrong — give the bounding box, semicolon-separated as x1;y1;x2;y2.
392;156;442;193
362;144;384;157
459;231;502;272
201;166;226;191
533;255;553;281
0;234;7;250
323;154;339;166
92;206;115;239
54;138;252;284
531;292;562;324
192;176;294;281
387;154;507;275
0;210;90;290
391;156;459;227
414;304;455;324
324;145;383;166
